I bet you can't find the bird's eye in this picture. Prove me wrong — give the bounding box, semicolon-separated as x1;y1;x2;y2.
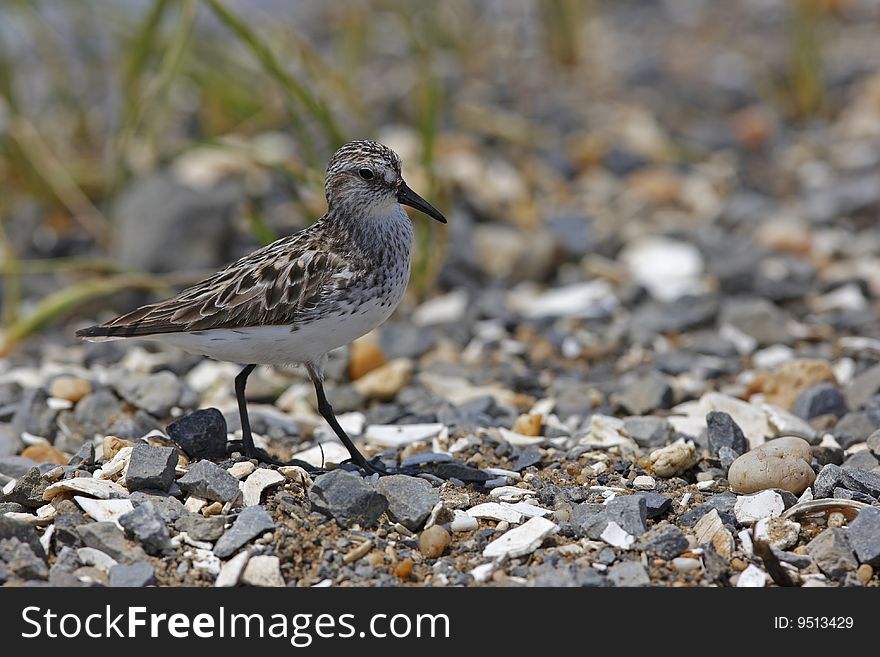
358;168;374;180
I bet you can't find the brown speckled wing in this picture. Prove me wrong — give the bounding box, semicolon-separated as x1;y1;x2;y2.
77;226;354;338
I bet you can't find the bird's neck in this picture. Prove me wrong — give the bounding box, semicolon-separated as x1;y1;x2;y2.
325;203;414;258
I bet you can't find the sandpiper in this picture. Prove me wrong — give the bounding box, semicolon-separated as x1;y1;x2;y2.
77;140;446;474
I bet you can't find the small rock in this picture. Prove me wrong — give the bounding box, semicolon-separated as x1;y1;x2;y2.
845;363;880;410
215;551;249;587
450;510;479;532
794;383;848;420
736;563;767;587
174;512;227;542
178;460;241;504
166;408;228;460
834;411;877;449
623;416;672;448
241;555;284;587
308;469;388;528
866;429;880;457
640;522;689;559
228;462;256;479
600;521;635;549
693;508;725;546
109;561;155;587
607;560;650;587
649;441;697;477
0;516;45;559
213;506;275;558
754;516;801;550
847;507;880;566
0;538;48;581
763;358;836;410
720;298;791;347
511;414;542;437
125;445;178;492
615;373;673;415
118;502;171;554
728;436;815;494
605;495;647;536
570;503;608;539
353;358;413;402
242;468;285;507
733;490;785;525
77;521;148;563
672;557;702;573
482;516;557;559
706;411;749;465
49;376;92;403
349;340;386;381
856;564;874;585
377;475;440;531
5;467;48;508
632;475;655;491
115;371;182;418
842;450;879;472
467;502;523;524
419;525;451;558
806;528;858;579
632;492;672;519
21;444;67;465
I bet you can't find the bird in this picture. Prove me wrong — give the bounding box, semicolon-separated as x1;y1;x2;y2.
76;140;446;475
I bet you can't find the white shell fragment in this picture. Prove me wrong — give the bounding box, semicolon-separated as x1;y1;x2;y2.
734;490;785;525
600;521;636;549
467;502;524;524
43;477;129;500
215;551;250;588
364;423;445;448
241;468;285;507
482;516;558;559
74;496;134;527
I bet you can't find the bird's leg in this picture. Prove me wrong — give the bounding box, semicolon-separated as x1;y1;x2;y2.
232;364;283;465
306;362;388;475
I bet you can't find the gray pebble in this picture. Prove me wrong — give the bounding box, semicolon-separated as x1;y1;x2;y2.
847;507;880;566
126;445;178;492
309;469;388;529
376;474;439;532
166;408;228;460
119;502;171;555
109;561;155;587
806;528;858;579
213;505;275;558
178;460;240;503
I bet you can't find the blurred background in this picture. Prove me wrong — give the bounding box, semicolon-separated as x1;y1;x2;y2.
1;0;880;357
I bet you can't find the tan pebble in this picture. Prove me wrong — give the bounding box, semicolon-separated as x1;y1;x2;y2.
21;444;67;465
202;502;223;516
353;358;412;402
827;512;845;528
103;436;136;461
49;376;92;403
511;413;542;437
728;436;816;495
762;359;836;410
856;564;873;585
394;558;414;580
730;558;748;571
793;545;809;556
366;551;385;568
418;525;451;558
349;339;386;381
649;441;697;478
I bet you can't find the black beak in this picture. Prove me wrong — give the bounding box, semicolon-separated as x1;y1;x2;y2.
397;181;446;223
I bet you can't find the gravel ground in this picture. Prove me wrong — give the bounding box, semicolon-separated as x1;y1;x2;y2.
3;2;880;587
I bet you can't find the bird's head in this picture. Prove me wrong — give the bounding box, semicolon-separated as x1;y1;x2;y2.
324;140;446;223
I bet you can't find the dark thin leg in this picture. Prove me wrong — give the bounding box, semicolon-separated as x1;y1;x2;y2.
307;363;388;475
233;364;285;465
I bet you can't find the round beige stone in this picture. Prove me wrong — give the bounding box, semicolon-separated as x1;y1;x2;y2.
728;436;815;494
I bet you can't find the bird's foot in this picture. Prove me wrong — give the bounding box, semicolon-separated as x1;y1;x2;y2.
343;455;392;476
226;440;320;474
